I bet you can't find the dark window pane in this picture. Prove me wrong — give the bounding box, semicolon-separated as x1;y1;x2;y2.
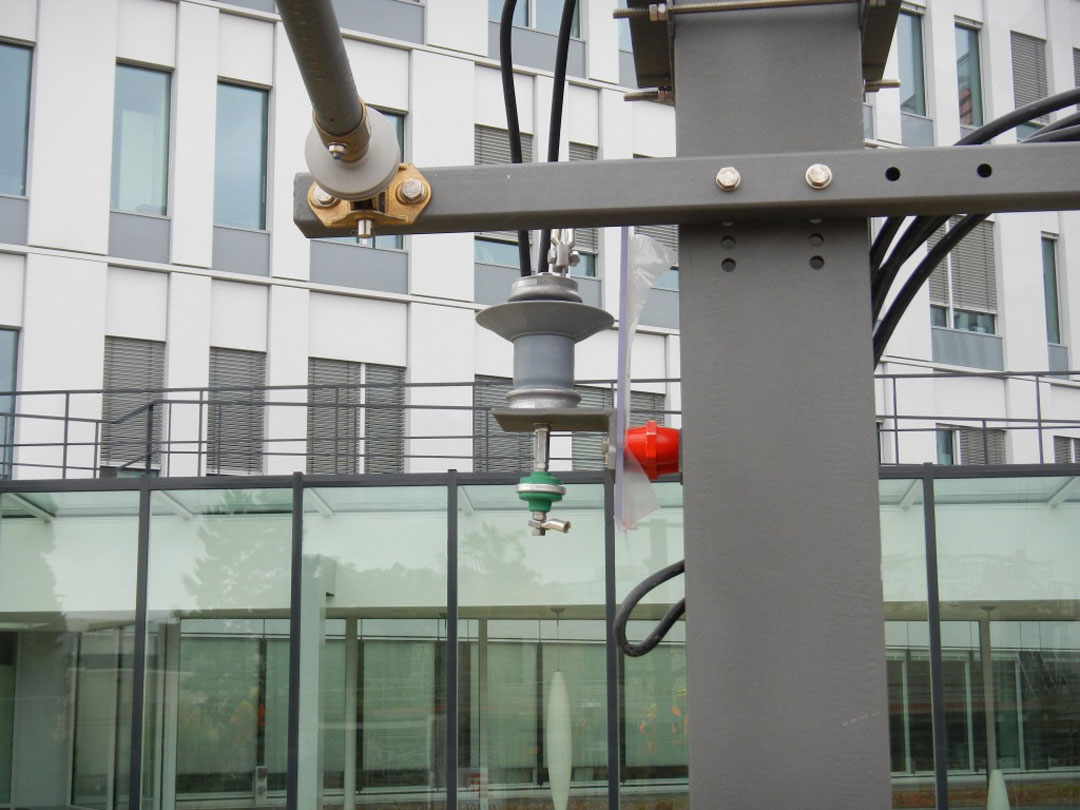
215;83;269;230
898;13;927;116
956;26;984;127
112;65;170;215
0;43;32;196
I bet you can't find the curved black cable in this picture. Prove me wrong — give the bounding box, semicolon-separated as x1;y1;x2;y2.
537;0;578;273
1030;110;1080;138
873;124;1080;364
869;86;1080;289
613;559;686;657
499;0;532;277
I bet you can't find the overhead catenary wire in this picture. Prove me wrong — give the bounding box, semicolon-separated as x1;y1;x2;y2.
537;0;579;273
499;0;533;277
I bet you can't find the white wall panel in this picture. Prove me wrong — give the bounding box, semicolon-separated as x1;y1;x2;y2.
474;65;534;133
924;0;960;145
165;272;211;476
169;0;217;268
630;101;674;156
953;0;983;24
117;0;176;67
474;321;513;376
217;11;274;85
344;39;409;110
210;280;268;351
1008;0;1046;39
270;22;311;280
106;266;168;341
425;0;486;57
998;213;1046;372
586;0;619;84
0;0;37;41
0;253;25;328
307;293;407;366
26;0;117;253
413;52;475;299
565;85;599;146
265;284;309;474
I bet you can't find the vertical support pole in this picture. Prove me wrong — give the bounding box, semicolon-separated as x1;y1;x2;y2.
344;617;358;810
673;6;890;807
979;615;997;776
62;392;70;478
287;472;303;810
127;477;152;810
921;466;949;810
1034;374;1044;463
603;473;619;810
446;471;459;810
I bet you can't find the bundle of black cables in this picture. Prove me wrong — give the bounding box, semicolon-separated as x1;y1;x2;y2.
871;86;1080;365
499;0;579;276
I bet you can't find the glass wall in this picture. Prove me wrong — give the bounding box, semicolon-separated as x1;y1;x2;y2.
112;65;170;215
143;488;293;810
0;490;140;810
457;483;608;810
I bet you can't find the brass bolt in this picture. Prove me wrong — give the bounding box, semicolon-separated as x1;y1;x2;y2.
311;185;337;208
397;177;428;204
327;141;347;159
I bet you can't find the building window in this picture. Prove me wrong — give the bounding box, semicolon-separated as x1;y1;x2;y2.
1042;236;1062;346
474;126;534;268
307;358;405;475
937;424;1006;465
215;83;269;230
897;12;927;117
322;110;404;250
100;336;166;475
568;143;598;277
1054;436;1080;463
0;42;32;197
111;64;171;215
928;218;998;334
473;376;531;473
488;0;581;38
572;386;666;470
0;328;17;479
207;347;266;475
1011;32;1047;140
955;24;983;128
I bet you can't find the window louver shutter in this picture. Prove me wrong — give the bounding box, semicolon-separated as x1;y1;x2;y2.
925;224;949;305
1074;49;1080;110
364;364;405;474
634;224;679;266
568;143;599;254
949;219;996;313
473;376;531;472
102;337;166;469
307;358;362;475
630;390;666;428
958;426;1005;465
572;385;612;470
208;347;266;474
1053;436;1074;464
475;126;534;243
1011;33;1048;122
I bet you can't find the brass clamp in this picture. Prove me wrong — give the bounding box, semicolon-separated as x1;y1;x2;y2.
307;163;431;235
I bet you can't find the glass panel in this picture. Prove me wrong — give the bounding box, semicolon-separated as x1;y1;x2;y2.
880;479;937;808
458;483;608;810
489;0;527;26
143;488;293;809
112;65;170;215
898;13;927;116
934;476;1080;808
0;489;140;810
215;83;269;230
573;252;597;278
303;486;448;809
617;0;632;51
0;329;16;479
952;310;995;334
955;26;984;127
617;481;687;809
475;238;521;267
1043;237;1062;345
535;0;580;37
0;43;32;196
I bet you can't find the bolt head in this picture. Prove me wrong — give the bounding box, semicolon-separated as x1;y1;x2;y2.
397;177;427;204
311;185;337;208
805;163;833;189
327;142;347;159
356;220;373;239
715;166;741;191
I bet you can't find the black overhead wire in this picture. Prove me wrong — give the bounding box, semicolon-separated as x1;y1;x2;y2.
538;0;579;273
613;559;686;657
872;120;1080;365
499;0;532;277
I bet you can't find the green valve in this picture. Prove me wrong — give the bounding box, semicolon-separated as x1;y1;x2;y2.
516;470;566;515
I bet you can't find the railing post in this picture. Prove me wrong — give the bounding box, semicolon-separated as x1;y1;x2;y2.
1035;373;1045;463
334;385;340;473
982;418;989;464
145;402;155;477
62;392;70;479
197;388;205;477
892;376;900;464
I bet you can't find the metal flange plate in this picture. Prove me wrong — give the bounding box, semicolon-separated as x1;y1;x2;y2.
493;407;613;433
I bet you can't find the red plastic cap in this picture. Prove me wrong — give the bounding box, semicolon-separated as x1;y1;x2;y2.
625;420;680;481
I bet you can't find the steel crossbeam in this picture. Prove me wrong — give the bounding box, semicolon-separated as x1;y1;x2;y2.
293;142;1080;237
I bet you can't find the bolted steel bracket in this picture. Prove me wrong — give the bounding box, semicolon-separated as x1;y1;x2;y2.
306;163;432;235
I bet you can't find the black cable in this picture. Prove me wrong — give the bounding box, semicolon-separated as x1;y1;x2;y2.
869;86;1080;289
1030;110;1080;137
499;0;532;277
538;0;578;274
872;123;1080;364
613;559;686;657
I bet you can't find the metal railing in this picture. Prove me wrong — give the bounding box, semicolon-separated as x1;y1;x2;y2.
0;368;1078;480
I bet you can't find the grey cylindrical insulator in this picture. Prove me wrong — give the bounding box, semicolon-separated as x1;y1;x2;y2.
510;334;580;409
276;0;362;137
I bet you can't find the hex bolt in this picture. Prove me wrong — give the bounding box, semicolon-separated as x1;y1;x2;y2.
805;163;833;190
397;177;428;204
327;141;347;159
715;166;741;191
311;185;337;208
